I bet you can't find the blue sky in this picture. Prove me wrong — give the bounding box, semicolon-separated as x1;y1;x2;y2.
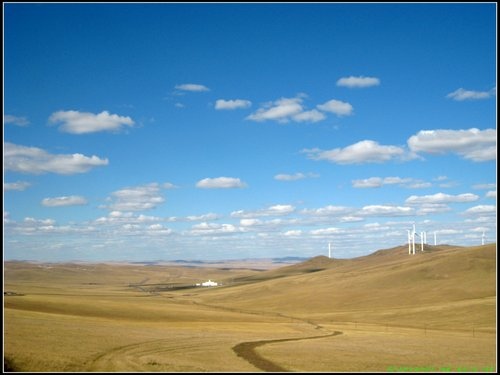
3;3;497;262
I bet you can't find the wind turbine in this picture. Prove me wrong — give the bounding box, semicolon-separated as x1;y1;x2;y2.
482;231;486;245
407;230;412;255
328;242;332;259
408;224;426;255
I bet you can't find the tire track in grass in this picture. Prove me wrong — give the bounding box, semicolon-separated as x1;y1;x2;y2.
233;331;343;372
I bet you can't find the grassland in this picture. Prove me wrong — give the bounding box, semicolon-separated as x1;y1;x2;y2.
4;244;497;372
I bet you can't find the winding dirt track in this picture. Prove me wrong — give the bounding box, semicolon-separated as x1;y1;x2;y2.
85;287;345;372
232;331;343;372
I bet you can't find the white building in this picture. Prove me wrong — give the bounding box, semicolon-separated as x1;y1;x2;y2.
199;280;218;287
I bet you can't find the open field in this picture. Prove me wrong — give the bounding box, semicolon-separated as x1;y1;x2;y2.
4;244;497;372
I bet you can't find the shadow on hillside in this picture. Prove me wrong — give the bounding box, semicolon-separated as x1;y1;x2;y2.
4;357;18;372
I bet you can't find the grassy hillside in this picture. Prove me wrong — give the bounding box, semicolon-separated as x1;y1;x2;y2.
191;244;496;330
4;244;496;372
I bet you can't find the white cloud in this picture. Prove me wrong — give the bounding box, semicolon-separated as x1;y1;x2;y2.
189;222;240;236
352;177;384;188
175;83;210;92
316;99;353;116
416;203;452;215
303;140;406;164
239;218;263;227
105;183;166;211
485;191;496;199
42;196;88;207
146;224;172;235
405;192;479;204
275;173;306;181
407;128;496;162
4;114;29;126
292;109;326;122
352;176;431;189
463;205;496;215
472;183;496;190
231;204;296;218
283;230;303;236
162;182;178;189
301;205;352;217
274;172;319;181
336;76;380;88
49;110;134;134
4;142;109;175
246;97;304;123
310;227;342;235
4;181;31;191
246;95;354;123
359;205;414;216
446;87;496;101
185;213;219;222
215;99;252;110
196;177;247;189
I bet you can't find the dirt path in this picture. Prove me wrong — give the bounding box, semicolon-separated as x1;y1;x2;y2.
232;331;343;372
98;286;345;372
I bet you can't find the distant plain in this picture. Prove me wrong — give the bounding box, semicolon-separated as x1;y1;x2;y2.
4;244;496;372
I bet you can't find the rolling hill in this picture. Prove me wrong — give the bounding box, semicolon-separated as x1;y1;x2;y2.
190;243;497;331
4;243;496;372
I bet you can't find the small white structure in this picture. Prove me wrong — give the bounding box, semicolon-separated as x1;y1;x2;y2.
199;279;218;287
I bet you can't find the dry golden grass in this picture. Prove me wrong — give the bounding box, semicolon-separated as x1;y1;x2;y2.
4;244;496;372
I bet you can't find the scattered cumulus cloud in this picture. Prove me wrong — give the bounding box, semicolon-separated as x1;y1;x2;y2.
4;142;108;175
274;172;319;181
4;114;30;126
303;140;406;164
215;99;252;110
316;99;353;116
146;224;172;236
310;227;342;235
292;109;326;122
472;183;496;190
407;128;496;162
301;205;352;217
246;95;353;123
49;110;134;134
485;191;496;199
246;97;304;123
405;192;479;205
196;177;247;189
189;222;240;236
231;204;296;218
4;181;31;191
174;83;210;92
360;205;414;216
42;195;88;207
446;87;496;101
162;182;178;189
415;203;452;215
336;76;381;88
352;176;431;189
463;205;496;215
104;183;166;211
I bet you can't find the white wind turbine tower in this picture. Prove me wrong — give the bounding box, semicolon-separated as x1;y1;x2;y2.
482;231;486;245
328;242;332;259
407;223;425;255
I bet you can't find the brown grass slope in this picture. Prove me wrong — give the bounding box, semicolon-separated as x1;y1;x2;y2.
193;244;496;331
